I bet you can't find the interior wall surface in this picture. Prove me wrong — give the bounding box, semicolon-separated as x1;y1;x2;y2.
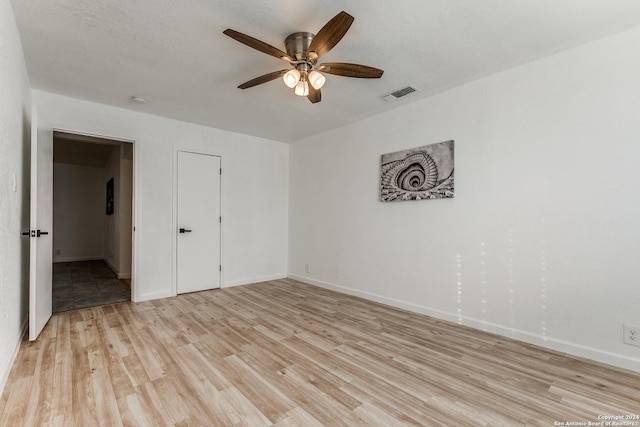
0;0;33;394
53;162;105;262
34;90;290;302
104;145;121;272
289;27;640;372
119;143;133;278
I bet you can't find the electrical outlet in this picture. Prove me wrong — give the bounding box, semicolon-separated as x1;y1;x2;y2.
623;325;640;347
305;264;310;273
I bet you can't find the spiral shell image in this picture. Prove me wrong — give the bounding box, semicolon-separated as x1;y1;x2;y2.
380;140;454;202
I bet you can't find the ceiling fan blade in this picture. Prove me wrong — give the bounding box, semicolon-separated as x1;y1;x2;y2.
307;86;321;103
319;62;384;78
223;29;293;63
237;70;289;89
306;11;354;60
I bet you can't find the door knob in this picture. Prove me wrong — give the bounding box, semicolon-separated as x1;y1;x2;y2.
36;230;48;237
179;228;192;233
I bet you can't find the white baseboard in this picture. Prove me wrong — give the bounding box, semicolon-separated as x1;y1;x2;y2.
0;318;28;396
56;257;130;281
288;274;640;373
224;274;287;289
53;256;103;263
104;258;117;275
84;258;131;280
136;289;174;302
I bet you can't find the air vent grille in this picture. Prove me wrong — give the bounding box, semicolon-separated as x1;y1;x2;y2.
381;85;418;102
391;86;416;98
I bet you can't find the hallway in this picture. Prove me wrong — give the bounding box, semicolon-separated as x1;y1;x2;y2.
52;260;130;312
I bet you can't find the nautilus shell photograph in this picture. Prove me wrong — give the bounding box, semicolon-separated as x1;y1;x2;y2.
380;140;454;202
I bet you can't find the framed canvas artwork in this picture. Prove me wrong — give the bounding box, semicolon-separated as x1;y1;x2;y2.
380;140;454;202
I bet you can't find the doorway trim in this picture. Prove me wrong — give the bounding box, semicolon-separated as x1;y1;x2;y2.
51;127;139;302
171;146;224;297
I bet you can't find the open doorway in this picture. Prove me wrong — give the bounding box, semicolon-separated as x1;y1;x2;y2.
52;131;133;312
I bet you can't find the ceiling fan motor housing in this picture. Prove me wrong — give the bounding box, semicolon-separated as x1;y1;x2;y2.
285;32;315;61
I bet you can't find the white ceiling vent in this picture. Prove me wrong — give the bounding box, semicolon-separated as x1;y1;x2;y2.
381;86;418;102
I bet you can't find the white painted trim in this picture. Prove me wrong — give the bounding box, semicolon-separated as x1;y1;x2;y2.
172;146;225;296
52;129;134;144
136;290;175;302
224;274;287;288
53;256;103;263
0;318;28;395
289;274;640;373
117;273;131;280
130;138;138;301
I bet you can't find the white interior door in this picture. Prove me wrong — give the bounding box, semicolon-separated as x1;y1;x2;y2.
177;151;221;293
29;106;53;341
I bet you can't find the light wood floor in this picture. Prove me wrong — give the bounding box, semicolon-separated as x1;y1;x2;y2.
1;279;639;426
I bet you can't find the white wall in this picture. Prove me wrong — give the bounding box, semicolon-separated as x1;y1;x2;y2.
34;90;289;302
0;0;32;393
119;143;133;278
104;145;120;272
53;163;105;262
289;27;640;372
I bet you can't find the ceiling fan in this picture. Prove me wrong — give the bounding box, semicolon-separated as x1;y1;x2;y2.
223;11;384;104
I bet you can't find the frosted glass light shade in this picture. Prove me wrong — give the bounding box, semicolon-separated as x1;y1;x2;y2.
308;71;326;90
294;80;309;96
283;69;301;88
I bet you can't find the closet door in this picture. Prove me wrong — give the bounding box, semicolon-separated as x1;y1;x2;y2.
176;151;221;293
28;105;53;340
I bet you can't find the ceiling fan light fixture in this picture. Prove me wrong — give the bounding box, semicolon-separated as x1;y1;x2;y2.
308;71;326;90
224;11;383;104
294;80;309;97
283;69;301;88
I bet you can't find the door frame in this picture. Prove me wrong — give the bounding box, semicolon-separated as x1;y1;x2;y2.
51;127;139;301
172;146;224;296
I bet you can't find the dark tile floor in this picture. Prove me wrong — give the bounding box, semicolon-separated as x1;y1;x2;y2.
52;260;130;312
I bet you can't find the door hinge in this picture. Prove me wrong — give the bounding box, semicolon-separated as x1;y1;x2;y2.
219;216;222;223
220;168;222;175
219;265;222;272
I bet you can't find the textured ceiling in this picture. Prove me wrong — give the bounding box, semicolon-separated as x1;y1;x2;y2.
11;0;640;143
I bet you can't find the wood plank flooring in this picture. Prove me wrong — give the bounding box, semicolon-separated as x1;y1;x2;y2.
1;278;639;426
